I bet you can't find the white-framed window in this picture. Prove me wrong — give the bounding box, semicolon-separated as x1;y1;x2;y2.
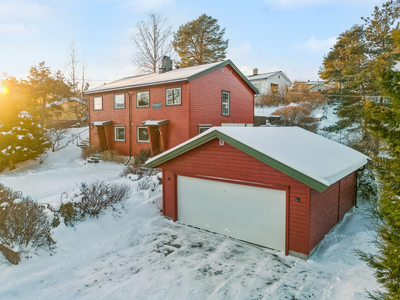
137;91;150;108
114;126;125;142
198;125;212;134
166;87;181;106
222;91;230;116
114;93;125;109
93;96;102;111
137;126;149;143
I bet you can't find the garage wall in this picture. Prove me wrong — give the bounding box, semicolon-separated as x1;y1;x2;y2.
309;172;355;252
339;173;355;220
158;138;310;255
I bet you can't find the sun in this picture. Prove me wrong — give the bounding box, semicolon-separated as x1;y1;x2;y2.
0;86;9;94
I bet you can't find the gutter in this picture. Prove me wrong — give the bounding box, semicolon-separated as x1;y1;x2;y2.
125;90;132;166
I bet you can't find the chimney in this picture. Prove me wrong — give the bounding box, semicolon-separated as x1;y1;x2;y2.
253;68;258;76
163;56;173;72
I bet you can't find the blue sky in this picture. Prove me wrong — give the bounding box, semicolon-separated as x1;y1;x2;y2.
0;0;387;89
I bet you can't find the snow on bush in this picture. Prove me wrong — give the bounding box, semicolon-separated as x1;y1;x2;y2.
54;181;132;227
0;183;55;264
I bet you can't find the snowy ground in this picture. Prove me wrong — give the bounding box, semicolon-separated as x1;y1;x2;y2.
0;128;378;299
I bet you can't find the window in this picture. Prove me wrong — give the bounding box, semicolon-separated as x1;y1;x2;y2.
137;91;149;108
222;91;230;116
166;87;181;106
93;96;102;110
114;126;125;142
137;126;149;143
198;125;212;134
114;93;125;109
271;83;279;94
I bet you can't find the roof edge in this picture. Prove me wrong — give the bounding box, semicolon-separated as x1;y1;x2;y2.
84;78;188;95
146;128;330;192
187;60;259;94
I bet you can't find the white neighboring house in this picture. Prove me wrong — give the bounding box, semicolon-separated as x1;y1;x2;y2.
246;69;292;95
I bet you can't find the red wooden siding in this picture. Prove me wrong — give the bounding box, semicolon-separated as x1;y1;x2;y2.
309;172;355;252
189;65;254;137
158;138;310;255
88;66;255;157
339;173;355;220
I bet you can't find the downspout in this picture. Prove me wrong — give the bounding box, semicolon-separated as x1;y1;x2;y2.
354;165;367;208
125;90;132;165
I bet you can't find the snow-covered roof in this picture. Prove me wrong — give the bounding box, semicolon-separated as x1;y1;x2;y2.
86;60;259;94
146;127;369;192
92;120;112;126
246;71;293;85
142;119;169;126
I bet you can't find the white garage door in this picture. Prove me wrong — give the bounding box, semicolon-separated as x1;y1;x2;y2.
177;176;286;251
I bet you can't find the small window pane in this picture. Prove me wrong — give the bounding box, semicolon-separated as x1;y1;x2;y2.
115;127;125;141
114;94;125;109
137;91;149;107
138;127;149;142
93;96;102;110
222;92;230;116
199;126;211;134
166;87;181;105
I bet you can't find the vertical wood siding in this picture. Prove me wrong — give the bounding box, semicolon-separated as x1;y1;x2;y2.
189;65;254;137
309;172;355;252
158;139;310;255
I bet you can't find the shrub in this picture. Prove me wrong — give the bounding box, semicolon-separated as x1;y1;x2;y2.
58;181;132;226
136;178;152;191
81;145;100;160
132;149;151;167
101;150;126;163
272;105;318;132
0;183;55;264
256;91;286;107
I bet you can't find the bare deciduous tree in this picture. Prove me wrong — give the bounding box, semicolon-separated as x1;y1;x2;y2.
66;42;79;93
45;125;71;152
131;13;172;74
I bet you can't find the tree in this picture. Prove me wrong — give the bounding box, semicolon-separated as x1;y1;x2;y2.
28;62;73;127
131;13;172;74
355;28;400;300
172;14;229;67
0;76;49;171
66;42;79;94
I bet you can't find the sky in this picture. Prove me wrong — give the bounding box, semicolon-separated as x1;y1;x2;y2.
0;0;388;89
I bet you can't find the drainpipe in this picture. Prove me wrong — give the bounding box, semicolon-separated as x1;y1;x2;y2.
125;90;132;165
354;165;367;208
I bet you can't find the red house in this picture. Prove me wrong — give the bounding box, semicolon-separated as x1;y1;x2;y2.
86;58;258;157
146;127;369;259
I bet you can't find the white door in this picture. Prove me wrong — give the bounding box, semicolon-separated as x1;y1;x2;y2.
177;176;286;251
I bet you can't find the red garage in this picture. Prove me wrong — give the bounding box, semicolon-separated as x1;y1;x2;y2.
145;127;369;259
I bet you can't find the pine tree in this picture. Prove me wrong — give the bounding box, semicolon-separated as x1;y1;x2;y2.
172;14;228;67
0;77;49;171
27;62;72;127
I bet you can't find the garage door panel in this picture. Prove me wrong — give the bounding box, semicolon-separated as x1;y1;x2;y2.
177;176;286;251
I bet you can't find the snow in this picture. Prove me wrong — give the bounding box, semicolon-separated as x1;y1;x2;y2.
0;127;379;299
147;126;369;188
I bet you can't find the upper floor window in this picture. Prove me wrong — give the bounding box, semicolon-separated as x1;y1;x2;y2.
93;96;102;110
222;91;230;116
137;91;150;108
166;87;181;106
114;93;125;109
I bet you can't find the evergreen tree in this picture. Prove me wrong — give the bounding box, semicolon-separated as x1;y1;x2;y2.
27;62;72;127
172;14;228;67
0;77;49;171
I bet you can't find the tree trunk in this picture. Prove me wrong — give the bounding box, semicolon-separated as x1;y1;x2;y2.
40;95;47;128
0;244;20;265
